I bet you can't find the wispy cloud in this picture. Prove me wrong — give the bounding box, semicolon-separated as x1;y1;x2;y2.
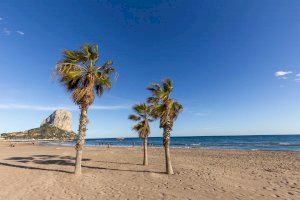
0;104;129;111
195;112;209;116
201;127;222;130
275;71;292;79
2;28;11;35
295;74;300;82
16;30;24;35
192;110;212;117
0;104;65;111
90;105;129;110
0;18;25;36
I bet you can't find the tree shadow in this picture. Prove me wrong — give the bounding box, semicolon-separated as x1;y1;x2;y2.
81;164;165;174
0;161;72;174
33;159;74;166
96;160;142;166
6;155;91;165
32;155;60;158
6;156;34;161
3;154;164;175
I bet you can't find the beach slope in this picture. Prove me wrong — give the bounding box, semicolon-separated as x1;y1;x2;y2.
0;144;299;200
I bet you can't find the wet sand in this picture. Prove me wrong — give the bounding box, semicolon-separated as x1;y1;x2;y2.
0;143;299;200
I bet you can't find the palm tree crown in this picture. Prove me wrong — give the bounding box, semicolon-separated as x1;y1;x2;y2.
55;44;115;108
129;103;153;139
147;79;183;129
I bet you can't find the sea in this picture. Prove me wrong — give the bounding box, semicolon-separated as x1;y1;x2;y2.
45;135;300;152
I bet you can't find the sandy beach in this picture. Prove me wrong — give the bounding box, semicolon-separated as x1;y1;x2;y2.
0;142;299;200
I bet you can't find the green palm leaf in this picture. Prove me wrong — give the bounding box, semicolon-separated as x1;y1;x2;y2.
128;103;153;139
147;78;183;128
55;43;116;107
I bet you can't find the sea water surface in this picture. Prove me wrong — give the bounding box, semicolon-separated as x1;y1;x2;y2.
46;135;300;151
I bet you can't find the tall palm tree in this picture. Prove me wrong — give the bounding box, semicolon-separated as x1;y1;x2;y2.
55;44;116;175
147;79;183;174
128;103;153;166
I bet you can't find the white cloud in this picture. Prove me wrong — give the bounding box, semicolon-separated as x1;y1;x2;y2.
0;17;2;21
0;104;129;111
16;30;24;35
296;74;300;77
275;71;293;80
90;105;129;110
2;28;10;35
275;71;292;77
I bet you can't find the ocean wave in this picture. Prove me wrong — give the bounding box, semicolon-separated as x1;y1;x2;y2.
266;142;300;146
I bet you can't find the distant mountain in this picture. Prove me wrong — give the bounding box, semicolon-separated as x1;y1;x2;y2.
41;109;73;132
1;124;76;140
1;109;76;140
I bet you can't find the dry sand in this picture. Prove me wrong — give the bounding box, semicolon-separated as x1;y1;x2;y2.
0;142;299;200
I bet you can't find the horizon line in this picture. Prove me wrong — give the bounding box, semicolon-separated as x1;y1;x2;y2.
86;133;300;139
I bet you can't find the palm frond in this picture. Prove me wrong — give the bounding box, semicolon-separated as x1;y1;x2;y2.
162;78;173;93
55;43;115;107
94;74;112;96
83;44;99;62
133;103;148;115
147;83;162;96
147;96;160;105
93;60;116;97
128;114;141;121
170;100;183;121
55;63;84;91
132;123;143;132
132;120;150;139
147;78;183;129
100;60;115;74
62;50;87;64
129;103;153;138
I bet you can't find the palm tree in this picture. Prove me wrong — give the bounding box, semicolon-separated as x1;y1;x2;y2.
55;44;116;175
147;79;183;174
128;103;153;166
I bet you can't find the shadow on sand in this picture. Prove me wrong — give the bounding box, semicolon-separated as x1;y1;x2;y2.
1;155;164;174
96;160;142;166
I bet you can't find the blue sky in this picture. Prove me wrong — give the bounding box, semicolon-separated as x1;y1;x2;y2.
0;0;300;138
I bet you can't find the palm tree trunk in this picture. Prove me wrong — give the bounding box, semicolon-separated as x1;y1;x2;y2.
74;107;88;175
163;127;173;175
143;137;148;166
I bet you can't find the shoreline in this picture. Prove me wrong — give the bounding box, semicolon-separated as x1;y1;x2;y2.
2;140;300;153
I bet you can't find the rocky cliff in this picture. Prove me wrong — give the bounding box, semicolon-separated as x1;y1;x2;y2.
1;109;76;140
41;109;72;132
